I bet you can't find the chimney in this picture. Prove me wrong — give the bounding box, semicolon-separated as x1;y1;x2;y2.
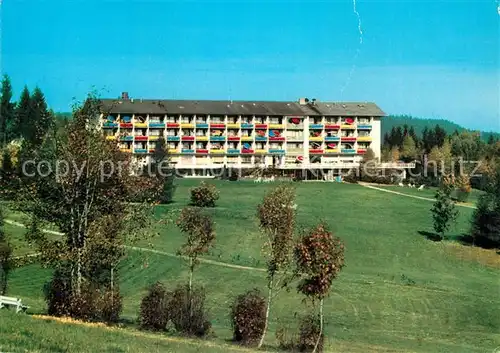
121;92;129;100
298;98;309;105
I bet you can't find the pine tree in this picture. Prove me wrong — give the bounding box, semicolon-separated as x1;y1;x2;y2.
14;86;32;141
0;75;15;146
431;177;458;240
400;135;417;162
29;87;53;148
151;137;175;204
0;207;13;295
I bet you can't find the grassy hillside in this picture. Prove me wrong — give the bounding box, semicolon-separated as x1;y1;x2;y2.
2;180;500;352
382;115;500;140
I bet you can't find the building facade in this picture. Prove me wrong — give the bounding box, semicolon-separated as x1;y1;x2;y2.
100;95;384;174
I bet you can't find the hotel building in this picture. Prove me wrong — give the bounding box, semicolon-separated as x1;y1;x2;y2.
100;94;384;174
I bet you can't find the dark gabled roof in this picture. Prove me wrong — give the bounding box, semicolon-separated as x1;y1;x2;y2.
100;99;385;117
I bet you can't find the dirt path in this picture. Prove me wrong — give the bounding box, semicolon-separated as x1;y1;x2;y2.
5;219;265;272
358;183;477;209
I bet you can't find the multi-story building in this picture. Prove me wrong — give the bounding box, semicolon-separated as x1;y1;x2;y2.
100;94;384;175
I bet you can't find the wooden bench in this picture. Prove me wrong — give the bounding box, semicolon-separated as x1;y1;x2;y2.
0;295;29;313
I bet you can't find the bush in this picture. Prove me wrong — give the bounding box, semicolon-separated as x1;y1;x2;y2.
297;314;324;353
45;268;72;317
98;289;122;324
190;181;219;207
342;172;358;184
139;282;170;331
471;187;500;249
168;284;212;337
230;289;266;345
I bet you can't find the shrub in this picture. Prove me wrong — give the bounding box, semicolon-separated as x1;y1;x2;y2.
190;181;219;207
342;172;358;184
230;289;266;345
471;174;500;248
139;282;170;331
98;289;122;324
168;284;212;337
297;314;324;353
44;268;72;317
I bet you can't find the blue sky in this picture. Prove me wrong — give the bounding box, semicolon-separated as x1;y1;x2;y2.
2;0;499;131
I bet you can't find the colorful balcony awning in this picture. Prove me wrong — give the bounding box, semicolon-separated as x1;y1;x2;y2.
196;123;209;129
309;124;323;130
268;124;284;129
255;124;267;129
120;123;133;128
210;136;226;141
180;123;194;128
134;123;147;128
167;136;180;141
210;149;225;154
341;137;357;142
309;149;324;154
182;136;195;141
325;124;340;130
255;136;267;141
167;123;180;128
210;123;225;129
149;123;165;128
226;123;240;129
196;136;209;141
325;136;340;142
241;123;254;129
269;149;285;154
227;149;240;154
134;136;148;141
357;125;372;130
241;136;253;141
269;137;285;141
357;136;372;142
196;149;209;154
241;149;254;154
341;149;356;154
181;149;194;153
228;136;240;141
149;136;160;141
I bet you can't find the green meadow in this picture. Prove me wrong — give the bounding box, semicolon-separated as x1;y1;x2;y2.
1;180;499;353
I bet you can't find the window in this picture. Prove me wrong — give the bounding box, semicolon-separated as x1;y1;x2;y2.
211;116;223;123
241;156;252;164
241;116;251;123
256;142;265;149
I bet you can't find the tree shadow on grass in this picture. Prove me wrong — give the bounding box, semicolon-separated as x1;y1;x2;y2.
417;231;443;242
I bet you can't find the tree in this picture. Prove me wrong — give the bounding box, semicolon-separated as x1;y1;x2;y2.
470;168;500;248
16;93;160;320
150;137;175;204
434;125;447;148
0;74;15;146
176;207;215;291
431;176;458;240
408;126;419;148
256;184;296;348
29;87;53;148
294;223;345;353
0;207;12;295
390;147;400;162
14;86;31;141
359;148;377;180
400;135;417;162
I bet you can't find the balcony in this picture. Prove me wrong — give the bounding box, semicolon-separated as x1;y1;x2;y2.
309;136;323;142
255;124;268;129
269;149;285;154
341;137;357;142
357;124;372;130
181;136;195;141
325;149;340;153
120;123;133;129
210;136;226;142
309;124;323;130
134;136;148;141
167;136;180;142
325;124;340;130
357;149;367;154
227;149;240;154
241;123;254;129
341;124;356;129
210;149;225;154
269;124;284;129
269;137;285;141
103;122;118;128
181;149;194;153
287;148;303;154
149;122;165;128
105;136;116;141
119;136;134;141
241;149;254;154
227;136;240;142
196;123;209;129
341;149;356;154
287;124;304;130
180;123;194;128
287;136;304;141
255;136;267;141
120;148;132;153
241;136;253;141
309;149;324;154
357;136;372;142
196;149;209;154
226;123;240;129
167;123;180;128
210;123;225;129
149;136;160;141
168;149;178;154
134;123;147;128
134;149;147;154
324;136;340;142
255;149;266;154
196;136;209;141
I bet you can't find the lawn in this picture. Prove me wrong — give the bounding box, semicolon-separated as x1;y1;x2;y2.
1;180;499;353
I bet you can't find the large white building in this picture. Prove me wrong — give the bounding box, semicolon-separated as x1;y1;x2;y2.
100;94;384;175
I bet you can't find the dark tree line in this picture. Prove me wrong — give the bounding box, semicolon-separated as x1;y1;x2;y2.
0;74;53;148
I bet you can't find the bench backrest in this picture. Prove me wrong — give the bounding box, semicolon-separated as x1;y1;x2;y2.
0;296;21;304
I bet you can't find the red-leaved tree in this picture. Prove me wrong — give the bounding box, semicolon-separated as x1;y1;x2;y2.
294;223;345;353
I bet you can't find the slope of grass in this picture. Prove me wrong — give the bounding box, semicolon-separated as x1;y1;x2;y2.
2;180;500;352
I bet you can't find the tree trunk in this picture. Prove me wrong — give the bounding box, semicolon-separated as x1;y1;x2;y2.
258;276;274;349
188;258;194;293
312;298;324;353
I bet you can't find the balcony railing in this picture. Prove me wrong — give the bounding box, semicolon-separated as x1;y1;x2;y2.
180;123;194;128
196;123;209;129
149;123;165;128
167;136;180;141
309;124;323;130
226;123;240;129
134;123;147;128
196;136;209;141
105;136;116;141
357;136;372;142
